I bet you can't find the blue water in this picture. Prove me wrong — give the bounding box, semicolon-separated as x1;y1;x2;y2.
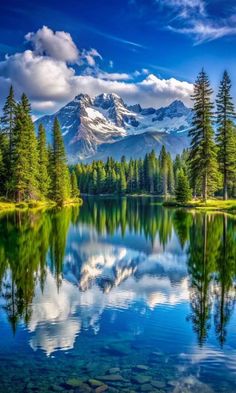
0;197;236;392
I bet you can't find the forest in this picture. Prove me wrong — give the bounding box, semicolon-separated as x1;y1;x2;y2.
0;69;236;205
75;69;236;203
0;87;80;205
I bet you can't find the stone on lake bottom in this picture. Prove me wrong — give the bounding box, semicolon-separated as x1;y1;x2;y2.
97;374;125;382
66;378;83;387
131;375;152;384
88;379;104;387
95;385;109;393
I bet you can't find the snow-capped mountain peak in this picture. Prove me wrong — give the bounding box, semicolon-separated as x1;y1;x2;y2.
35;93;192;162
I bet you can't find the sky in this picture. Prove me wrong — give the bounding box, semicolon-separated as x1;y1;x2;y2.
0;0;236;116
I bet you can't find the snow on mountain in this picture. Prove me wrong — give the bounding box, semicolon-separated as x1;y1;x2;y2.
35;93;193;162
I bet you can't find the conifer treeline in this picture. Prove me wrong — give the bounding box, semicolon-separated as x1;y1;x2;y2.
0;87;80;204
75;147;188;196
1;69;236;203
76;69;236;201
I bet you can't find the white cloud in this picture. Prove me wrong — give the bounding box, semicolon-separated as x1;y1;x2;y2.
157;0;236;44
0;26;193;114
96;71;131;81
81;48;102;66
169;21;236;44
25;25;79;63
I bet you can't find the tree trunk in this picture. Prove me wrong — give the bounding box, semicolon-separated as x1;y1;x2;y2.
203;174;208;202
223;171;228;200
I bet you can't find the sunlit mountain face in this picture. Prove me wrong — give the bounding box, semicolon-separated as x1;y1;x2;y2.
0;198;236;392
35;94;192;162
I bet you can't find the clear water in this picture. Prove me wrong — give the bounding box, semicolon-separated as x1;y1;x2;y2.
0;197;236;393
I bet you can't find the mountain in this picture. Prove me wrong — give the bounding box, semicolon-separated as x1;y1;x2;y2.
35;93;192;162
88;131;190;162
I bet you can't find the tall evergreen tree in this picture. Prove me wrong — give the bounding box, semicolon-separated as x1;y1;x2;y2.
12;104;30;201
37;124;50;198
216;71;236;200
119;168;127;195
175;169;192;203
22;95;39;199
70;170;80;198
159;146;168;198
189;69;218;201
1;85;16;170
52;117;70;204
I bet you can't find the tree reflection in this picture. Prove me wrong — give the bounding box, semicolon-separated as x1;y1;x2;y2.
0;199;235;347
214;215;236;346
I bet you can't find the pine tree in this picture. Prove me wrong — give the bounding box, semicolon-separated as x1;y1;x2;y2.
71;170;80;198
37;124;50;198
189;69;218;201
23;95;39;199
175;169;192;203
216;71;236;200
51;117;70;204
12;104;30;201
1;85;16;170
159;146;168;198
119;168;127;195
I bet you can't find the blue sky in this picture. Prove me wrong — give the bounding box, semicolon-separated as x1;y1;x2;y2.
0;0;236;115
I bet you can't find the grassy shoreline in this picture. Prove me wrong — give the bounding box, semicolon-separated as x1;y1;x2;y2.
0;198;83;213
163;199;236;213
1;195;235;215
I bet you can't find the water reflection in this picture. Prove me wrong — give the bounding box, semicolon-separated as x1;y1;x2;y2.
0;198;236;357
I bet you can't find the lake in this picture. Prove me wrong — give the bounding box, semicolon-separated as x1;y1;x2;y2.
0;197;236;393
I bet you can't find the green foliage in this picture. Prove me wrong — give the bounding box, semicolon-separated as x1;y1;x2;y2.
175;169;192;203
1;85;16;172
51;117;71;204
11;96;39;201
216;71;236;200
70;170;80;198
0;91;80;205
189;69;219;201
75;148;175;196
37;124;51;198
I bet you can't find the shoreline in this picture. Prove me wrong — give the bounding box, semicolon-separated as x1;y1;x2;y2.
1;195;235;215
163;199;236;214
0;198;83;213
82;194;236;214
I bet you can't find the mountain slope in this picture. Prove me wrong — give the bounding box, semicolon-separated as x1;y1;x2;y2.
35;93;192;162
86;131;190;162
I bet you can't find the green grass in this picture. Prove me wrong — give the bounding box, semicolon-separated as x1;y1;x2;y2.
163;198;236;213
0;197;83;212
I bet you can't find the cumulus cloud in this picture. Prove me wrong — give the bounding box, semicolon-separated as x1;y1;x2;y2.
25;25;79;63
0;25;193;114
71;73;193;108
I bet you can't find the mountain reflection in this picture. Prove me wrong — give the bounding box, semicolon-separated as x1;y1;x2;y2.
0;198;236;355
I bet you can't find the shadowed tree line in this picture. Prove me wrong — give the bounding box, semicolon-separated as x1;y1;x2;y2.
0;87;80;204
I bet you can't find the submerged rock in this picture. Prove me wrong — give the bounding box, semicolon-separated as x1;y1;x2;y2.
133;365;149;372
131;375;152;384
95;385;109;393
107;368;120;374
152;380;166;388
88;379;104;387
96;374;125;382
66;378;83;387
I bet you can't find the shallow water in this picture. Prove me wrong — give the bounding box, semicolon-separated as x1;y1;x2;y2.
0;197;236;392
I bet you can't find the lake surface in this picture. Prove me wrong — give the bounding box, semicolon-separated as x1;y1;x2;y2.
0;197;236;393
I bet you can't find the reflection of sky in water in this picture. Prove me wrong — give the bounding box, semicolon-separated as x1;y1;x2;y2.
1;204;236;393
28;224;189;356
